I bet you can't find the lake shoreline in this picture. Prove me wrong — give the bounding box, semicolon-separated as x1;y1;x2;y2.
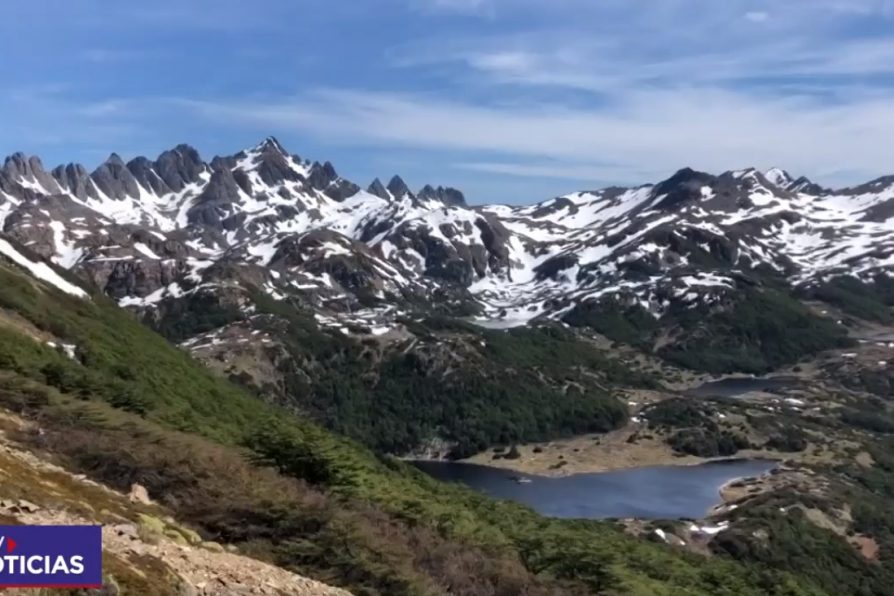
413;458;779;520
458;371;816;477
458;424;787;478
459;449;782;478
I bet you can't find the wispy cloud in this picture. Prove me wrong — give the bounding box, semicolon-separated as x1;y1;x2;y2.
744;11;770;22
391;28;894;96
177;86;894;186
4;0;894;201
79;48;161;64
411;0;493;16
453;161;647;183
0;87;158;159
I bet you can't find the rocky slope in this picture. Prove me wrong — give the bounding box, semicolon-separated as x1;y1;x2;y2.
2;138;893;332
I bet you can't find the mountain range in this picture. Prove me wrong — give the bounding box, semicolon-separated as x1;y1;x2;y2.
3;136;893;334
2;137;894;594
1;137;893;457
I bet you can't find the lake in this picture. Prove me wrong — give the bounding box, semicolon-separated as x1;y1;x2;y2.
686;376;802;398
413;459;775;520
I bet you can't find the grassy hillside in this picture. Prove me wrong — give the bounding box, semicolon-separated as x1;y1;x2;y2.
0;251;836;594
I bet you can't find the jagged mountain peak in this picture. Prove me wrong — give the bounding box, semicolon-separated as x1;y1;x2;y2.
387;175;411;199
3;151;32;166
51;162;89;177
154;144;206;193
662;166;715;184
763;167;793;186
789;175;827;195
253;135;288;155
235;138;306;187
4;139;894;335
4;152;48;178
367;178;390;200
2;152;62;196
170;143;202;157
105;152;126;166
649;167;718;210
91;153;140;200
50;162;95;201
417;184;467;208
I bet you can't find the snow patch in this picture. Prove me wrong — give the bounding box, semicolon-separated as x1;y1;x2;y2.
0;239;88;298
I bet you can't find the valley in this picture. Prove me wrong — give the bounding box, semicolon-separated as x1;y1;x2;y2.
1;139;894;593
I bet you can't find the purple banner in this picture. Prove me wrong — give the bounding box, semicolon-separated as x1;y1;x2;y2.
0;525;102;588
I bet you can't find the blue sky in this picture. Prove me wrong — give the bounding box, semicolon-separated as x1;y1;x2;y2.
3;0;894;204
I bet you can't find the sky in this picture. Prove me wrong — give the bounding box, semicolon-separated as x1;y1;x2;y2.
3;0;894;204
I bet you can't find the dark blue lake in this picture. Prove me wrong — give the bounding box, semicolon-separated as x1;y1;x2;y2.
413;459;775;519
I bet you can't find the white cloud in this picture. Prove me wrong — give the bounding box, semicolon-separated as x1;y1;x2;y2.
8;0;894;198
178;86;894;186
744;11;770;22
454;161;650;182
392;28;894;95
0;88;171;160
412;0;492;15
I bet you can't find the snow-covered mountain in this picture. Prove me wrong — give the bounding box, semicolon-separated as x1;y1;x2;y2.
2;137;894;333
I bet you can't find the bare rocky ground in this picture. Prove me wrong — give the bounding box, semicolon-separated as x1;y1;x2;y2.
0;410;351;596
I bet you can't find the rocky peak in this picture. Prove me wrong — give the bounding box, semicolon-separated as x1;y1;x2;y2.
367;178;390;200
126;156;172;196
107;152;126;167
154;144;205;193
3;153;35;179
185;167;245;229
789;176;827;195
51;163;97;200
307;161;359;201
660;167;715;188
386;175;411;199
417;185;467;208
308;161;337;190
209;155;236;172
763;167;794;189
3;153;61;194
91;153;140;200
247;138;301;186
651;168;717;211
254;136;288;156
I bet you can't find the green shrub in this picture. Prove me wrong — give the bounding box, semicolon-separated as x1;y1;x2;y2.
660;288;851;374
807;276;894;323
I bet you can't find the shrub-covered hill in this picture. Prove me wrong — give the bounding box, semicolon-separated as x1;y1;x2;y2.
0;241;830;594
564;285;853;374
184;295;652;459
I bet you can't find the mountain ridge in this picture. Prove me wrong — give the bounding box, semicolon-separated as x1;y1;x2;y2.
3;137;893;336
2;139;894;596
